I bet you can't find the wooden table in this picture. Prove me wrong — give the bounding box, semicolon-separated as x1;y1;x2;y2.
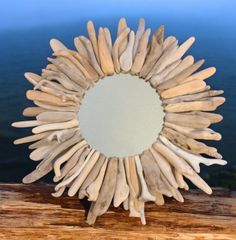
0;183;235;239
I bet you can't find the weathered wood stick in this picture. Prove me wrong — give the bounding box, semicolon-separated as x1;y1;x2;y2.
133;18;145;58
119;31;135;72
46;128;79;143
78;154;106;199
67;151;100;196
112;27;130;73
49;38;67;52
54;148;96;191
74;37;90;61
160;135;227;173
165;122;222;141
27;90;76;107
29;144;56;161
104;28;112;54
183;67;216;83
12;120;46;128
24;72;41;86
77;36;104;77
117;17;128;56
98;28;115;75
158;59;205;90
140;25;164;78
86;157;109;201
165;112;211;129
34;100;78;112
185;111;223;124
160;79;206;99
53;140;87;177
135;155;156;202
149;147;178;189
32;119;79;134
149;60;180;88
164;55;194;81
23;107;46;117
13;132;50;145
131;28;151;75
145;40;178;79
113;158;130;207
164;97;225;112
36;111;76;123
153;140;194;176
162;90;224;105
161;127;222;158
53;145;88;182
86;157;118;225
87;20;100;64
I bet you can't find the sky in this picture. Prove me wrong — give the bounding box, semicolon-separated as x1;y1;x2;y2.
0;0;235;31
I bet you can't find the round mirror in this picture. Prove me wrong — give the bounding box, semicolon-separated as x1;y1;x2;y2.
78;73;164;157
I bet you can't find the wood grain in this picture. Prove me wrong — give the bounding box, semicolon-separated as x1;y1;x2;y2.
0;183;235;239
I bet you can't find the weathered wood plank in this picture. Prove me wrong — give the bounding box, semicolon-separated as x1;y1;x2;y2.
0;183;235;239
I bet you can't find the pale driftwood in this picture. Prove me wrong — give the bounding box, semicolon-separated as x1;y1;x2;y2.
159;135;227;173
12;120;45;128
29;143;57;161
117;18;128;56
87;157;118;225
98;28;115;75
24;72;41;85
165;122;222;141
67;151;100;197
152;140;194;176
183;66;216;83
134;156;155;202
33;100;78;112
23;107;46;117
113;158;130;207
161;127;222;158
53;140;87;177
77;36;104;77
164;55;194;81
145;40;178;79
133;18;145;58
131;28;151;75
53;146;88;182
78;154;106;199
32;119;79;134
112;27;130;73
165;112;211;129
140;25;164;78
158;59;205;90
49;38;67;52
160;79;206;99
74;37;91;61
104;28;112;54
36;111;76;123
165;97;225;112
13;132;50;145
162;90;224;104
87;20;100;64
119;31;135;72
46;128;78;143
185;111;223;124
149;60;180;88
150;147;178;189
86;157;109;201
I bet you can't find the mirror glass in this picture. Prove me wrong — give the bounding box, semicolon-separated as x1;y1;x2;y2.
78;73;164;157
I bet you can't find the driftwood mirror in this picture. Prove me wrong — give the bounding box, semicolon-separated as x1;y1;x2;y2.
12;18;227;225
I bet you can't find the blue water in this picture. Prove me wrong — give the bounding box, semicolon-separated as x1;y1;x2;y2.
0;4;235;188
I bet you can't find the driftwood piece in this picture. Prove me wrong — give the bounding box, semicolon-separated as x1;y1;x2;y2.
133;18;145;58
117;18;128;56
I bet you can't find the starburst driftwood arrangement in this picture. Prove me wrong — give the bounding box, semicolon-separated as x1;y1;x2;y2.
12;18;227;225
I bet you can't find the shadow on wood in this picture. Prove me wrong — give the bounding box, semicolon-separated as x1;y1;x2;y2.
0;183;235;239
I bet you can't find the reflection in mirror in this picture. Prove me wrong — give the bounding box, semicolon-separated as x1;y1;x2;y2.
78;73;164;157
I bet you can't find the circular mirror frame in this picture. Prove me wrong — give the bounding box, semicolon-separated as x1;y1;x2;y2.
13;18;226;225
